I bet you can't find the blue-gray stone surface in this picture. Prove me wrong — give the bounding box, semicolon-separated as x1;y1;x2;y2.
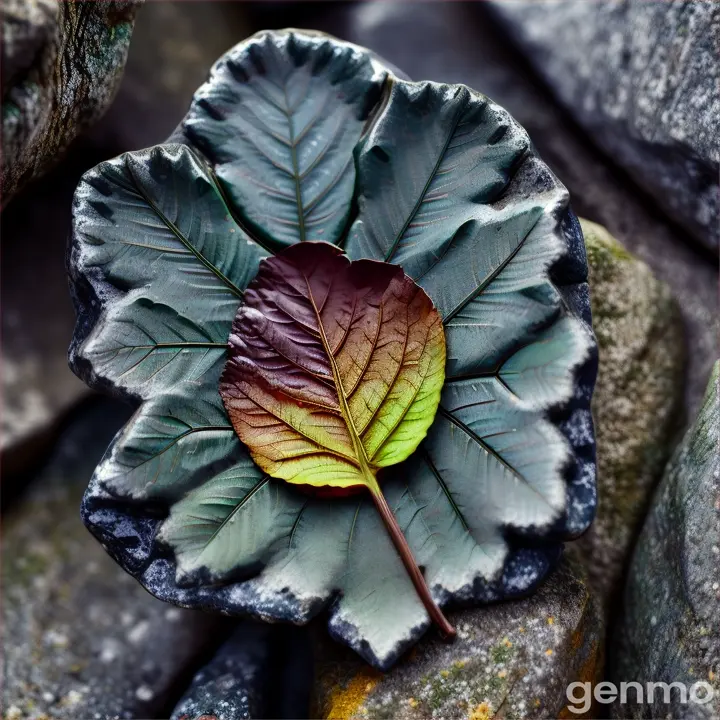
170;623;313;720
489;0;720;252
69;29;597;670
610;363;720;718
171;624;272;720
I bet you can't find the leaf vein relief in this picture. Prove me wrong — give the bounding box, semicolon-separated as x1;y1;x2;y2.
139;425;235;465
124;159;246;300
420;447;470;533
203;475;271;549
384;87;469;263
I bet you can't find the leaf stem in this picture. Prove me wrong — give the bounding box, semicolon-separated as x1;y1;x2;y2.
304;267;453;639
364;473;456;641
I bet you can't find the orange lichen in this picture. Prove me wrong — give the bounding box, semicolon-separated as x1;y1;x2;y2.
468;701;492;720
324;670;381;719
558;640;602;720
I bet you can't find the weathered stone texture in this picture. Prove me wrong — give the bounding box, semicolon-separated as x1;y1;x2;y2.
610;364;720;719
313;560;603;720
574;219;685;606
2;0;141;204
490;0;720;252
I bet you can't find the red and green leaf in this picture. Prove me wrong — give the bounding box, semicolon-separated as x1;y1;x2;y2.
220;241;452;634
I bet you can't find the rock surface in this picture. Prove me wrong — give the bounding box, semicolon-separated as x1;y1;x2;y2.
298;0;716;419
489;0;719;253
313;559;603;720
171;623;313;720
2;0;141;205
575;220;685;606
610;363;720;719
88;1;250;152
1;157;96;476
1;0;56;90
2;399;227;720
171;623;273;720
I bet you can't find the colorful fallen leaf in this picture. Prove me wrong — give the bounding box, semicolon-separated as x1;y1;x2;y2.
220;241;452;634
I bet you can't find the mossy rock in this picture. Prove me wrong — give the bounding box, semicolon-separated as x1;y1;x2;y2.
610;363;719;718
313;559;603;720
575;219;686;607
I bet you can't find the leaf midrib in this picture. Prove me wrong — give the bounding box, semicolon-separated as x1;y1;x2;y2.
437;407;555;510
131;425;235;476
301;270;438;479
125;161;246;299
441;217;536;325
283;83;306;242
305;276;373;476
419;446;469;532
251;75;355;243
196;475;271;557
205;163;276;256
384;88;467;263
117;342;226;351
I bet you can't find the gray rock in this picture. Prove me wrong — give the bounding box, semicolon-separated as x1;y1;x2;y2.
312;559;603;720
574;219;685;607
1;0;56;90
87;1;251;152
315;0;716;419
171;623;273;720
170;623;313;720
1;161;92;474
610;363;720;719
2;0;141;205
2;399;226;720
489;0;719;253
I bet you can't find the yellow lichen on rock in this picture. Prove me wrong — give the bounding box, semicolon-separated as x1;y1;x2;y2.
468;701;492;720
323;670;380;720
